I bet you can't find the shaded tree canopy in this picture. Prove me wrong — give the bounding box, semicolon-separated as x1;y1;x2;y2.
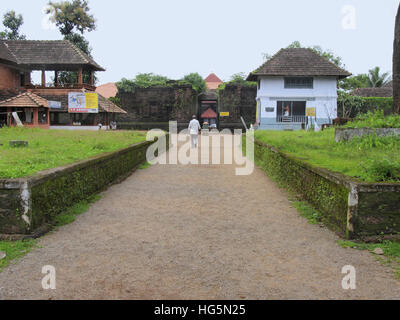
181;73;206;93
0;11;26;40
366;66;391;88
47;0;97;86
117;74;171;93
46;0;96;36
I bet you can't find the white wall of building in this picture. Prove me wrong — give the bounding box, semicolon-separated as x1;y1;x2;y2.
257;76;338;122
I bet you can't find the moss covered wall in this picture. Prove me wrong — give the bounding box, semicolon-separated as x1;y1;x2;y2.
253;140;350;236
252;138;400;239
0;140;156;236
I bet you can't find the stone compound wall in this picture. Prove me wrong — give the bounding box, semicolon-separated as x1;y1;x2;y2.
218;85;257;131
117;85;198;131
252;139;400;240
335;128;400;142
0;139;157;237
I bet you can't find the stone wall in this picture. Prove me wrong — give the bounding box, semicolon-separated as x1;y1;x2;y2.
335;128;400;142
218;84;257;131
251;138;400;240
0;139;158;236
118;85;198;131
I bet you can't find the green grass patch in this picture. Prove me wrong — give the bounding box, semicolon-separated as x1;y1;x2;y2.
255;128;400;182
0;127;147;179
292;201;323;225
139;162;152;170
0;239;37;271
338;240;400;278
54;194;101;227
344;110;400;129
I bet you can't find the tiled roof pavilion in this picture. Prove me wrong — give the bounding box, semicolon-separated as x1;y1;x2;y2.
0;40;104;71
247;48;351;81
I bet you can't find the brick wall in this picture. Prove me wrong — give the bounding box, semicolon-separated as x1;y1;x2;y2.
0;64;19;90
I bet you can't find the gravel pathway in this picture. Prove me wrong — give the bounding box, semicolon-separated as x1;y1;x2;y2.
1;136;400;300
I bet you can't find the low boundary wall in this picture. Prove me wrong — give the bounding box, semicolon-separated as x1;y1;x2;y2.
253;139;400;239
0;138;161;237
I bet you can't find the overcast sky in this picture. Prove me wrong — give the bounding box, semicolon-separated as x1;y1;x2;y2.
0;0;398;84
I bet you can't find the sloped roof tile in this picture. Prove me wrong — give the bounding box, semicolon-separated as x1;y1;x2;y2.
247;48;351;81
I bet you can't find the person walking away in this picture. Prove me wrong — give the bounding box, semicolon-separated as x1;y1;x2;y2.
188;115;201;148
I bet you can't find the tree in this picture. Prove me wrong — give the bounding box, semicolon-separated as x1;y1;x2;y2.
0;11;26;40
46;0;97;85
181;73;206;93
340;74;369;91
394;3;400;114
46;0;96;36
116;74;171;94
366;66;391;88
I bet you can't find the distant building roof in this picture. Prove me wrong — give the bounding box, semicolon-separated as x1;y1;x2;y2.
96;82;118;99
351;87;393;98
247;48;351;81
0;92;48;108
0;40;105;71
205;73;222;83
205;73;223;90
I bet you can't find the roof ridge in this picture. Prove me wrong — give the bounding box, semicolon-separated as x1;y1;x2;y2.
65;39;90;64
2;42;20;64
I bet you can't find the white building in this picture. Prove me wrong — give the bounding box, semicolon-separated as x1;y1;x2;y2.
247;48;351;130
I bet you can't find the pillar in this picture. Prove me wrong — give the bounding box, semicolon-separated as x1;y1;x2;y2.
78;68;83;85
89;71;94;86
54;71;58;87
41;70;46;87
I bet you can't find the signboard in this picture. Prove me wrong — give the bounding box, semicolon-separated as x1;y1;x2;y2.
49;101;62;109
220;112;230;117
306;107;316;117
68;92;99;113
265;107;275;113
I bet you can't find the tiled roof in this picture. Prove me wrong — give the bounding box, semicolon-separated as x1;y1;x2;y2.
351;87;393;98
0;40;105;71
201;108;217;119
247;48;351;81
34;92;126;114
0;92;49;108
96;82;118;99
0;42;17;64
205;73;223;83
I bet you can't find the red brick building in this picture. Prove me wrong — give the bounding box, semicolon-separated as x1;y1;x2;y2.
0;40;126;129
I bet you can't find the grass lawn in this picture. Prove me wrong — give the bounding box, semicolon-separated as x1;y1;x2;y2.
255;128;400;183
0;127;147;179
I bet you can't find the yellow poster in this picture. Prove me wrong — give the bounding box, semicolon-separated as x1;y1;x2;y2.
306;107;316;117
220;112;230;117
85;93;98;110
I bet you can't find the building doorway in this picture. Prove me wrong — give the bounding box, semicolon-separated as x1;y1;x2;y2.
277;101;307;123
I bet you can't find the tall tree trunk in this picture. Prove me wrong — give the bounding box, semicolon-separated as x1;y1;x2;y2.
394;3;400;114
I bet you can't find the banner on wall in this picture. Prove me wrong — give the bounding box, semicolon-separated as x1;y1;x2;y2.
68;92;99;113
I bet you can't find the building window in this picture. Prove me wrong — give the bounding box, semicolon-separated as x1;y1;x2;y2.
284;77;313;89
38;108;48;124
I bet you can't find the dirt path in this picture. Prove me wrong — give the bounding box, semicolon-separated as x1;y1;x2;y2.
1;136;400;300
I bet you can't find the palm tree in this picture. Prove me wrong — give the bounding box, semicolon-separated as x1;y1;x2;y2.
366;67;391;88
394;3;400;114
